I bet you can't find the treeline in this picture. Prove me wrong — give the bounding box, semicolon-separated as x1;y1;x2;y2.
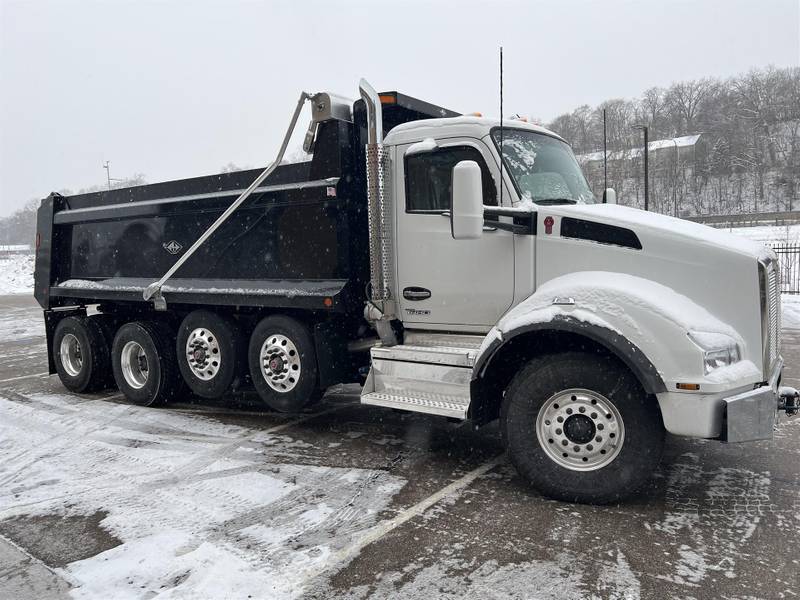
0;174;146;246
546;66;800;216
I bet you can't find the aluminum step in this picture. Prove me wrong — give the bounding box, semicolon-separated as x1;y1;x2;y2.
370;343;477;368
361;390;470;419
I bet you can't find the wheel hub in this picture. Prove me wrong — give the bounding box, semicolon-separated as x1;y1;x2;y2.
120;341;149;390
59;333;83;377
186;328;221;381
563;414;596;444
259;334;301;392
268;356;285;374
535;388;625;472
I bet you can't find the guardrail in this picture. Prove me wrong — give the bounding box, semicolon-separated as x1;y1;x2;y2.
687;211;800;228
0;246;33;256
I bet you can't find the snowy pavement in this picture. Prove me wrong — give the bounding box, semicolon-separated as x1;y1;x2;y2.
1;294;800;599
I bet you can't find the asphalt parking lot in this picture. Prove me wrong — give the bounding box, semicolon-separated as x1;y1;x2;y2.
1;294;799;599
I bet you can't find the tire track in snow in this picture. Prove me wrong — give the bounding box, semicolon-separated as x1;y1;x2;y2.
649;452;777;586
144;405;343;489
293;454;506;591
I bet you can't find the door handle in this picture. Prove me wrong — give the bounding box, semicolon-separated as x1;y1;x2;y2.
403;287;432;301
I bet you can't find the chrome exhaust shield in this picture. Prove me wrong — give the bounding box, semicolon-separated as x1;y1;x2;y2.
359;78;396;345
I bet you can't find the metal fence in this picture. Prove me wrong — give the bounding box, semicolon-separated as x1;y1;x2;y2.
771;244;800;294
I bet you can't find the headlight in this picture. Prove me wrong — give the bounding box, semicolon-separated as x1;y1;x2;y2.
688;331;741;375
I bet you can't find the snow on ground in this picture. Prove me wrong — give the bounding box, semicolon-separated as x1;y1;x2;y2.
646;452;774;587
0;253;34;294
0;393;406;599
726;223;800;245
782;294;800;329
0;301;45;341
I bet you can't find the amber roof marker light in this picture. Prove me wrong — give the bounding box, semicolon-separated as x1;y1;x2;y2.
676;383;700;391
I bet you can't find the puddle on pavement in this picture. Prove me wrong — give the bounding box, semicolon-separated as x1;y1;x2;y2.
0;511;122;568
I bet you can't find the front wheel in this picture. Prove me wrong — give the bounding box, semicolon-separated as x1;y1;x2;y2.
501;351;664;504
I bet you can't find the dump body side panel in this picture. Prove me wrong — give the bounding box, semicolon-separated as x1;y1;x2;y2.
41;120;368;315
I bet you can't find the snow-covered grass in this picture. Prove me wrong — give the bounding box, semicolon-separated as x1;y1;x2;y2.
726;224;800;245
0;253;34;294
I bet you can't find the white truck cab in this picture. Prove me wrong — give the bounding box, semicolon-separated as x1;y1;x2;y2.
356;80;792;503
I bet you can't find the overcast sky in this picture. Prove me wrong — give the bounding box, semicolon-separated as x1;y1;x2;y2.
1;0;798;216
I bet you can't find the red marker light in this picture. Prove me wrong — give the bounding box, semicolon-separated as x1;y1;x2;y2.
544;216;555;234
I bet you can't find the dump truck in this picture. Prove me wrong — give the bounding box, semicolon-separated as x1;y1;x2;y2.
34;80;798;503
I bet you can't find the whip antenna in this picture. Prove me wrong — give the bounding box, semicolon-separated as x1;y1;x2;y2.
499;46;504;206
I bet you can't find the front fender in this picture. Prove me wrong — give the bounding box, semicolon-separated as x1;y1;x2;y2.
475;271;750;394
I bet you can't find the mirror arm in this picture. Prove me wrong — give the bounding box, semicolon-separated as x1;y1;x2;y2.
482;206;536;235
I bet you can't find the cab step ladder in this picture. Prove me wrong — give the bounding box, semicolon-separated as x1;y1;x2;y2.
360;333;483;419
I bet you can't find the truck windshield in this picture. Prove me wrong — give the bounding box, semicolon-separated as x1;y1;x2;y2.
491;128;596;205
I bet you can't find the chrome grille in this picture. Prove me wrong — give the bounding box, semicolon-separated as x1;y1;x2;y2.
768;262;780;364
760;257;781;375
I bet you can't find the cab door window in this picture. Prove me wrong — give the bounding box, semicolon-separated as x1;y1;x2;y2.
404;146;497;212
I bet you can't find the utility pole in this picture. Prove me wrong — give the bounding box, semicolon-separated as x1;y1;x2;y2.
633;125;649;211
672;138;679;217
103;161;123;190
603;109;608;196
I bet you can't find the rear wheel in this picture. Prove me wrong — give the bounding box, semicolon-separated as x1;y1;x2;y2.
177;310;243;398
112;321;182;406
248;315;320;412
53;316;112;393
501;351;664;504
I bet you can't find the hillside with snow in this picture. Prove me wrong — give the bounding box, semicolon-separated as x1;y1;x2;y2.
0;254;34;294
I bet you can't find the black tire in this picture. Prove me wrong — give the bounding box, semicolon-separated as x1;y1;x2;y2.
52;316;113;393
176;310;243;399
248;315;320;412
501;351;664;504
112;321;182;407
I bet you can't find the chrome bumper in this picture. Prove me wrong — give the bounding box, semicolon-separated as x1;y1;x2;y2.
723;357;783;443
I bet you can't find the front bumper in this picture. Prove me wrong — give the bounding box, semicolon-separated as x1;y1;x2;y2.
722;356;783;443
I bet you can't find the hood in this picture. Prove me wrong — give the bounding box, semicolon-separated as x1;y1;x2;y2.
531;202;768;375
556;203;766;260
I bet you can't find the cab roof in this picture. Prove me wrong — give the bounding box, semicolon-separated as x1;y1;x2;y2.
385;116;566;146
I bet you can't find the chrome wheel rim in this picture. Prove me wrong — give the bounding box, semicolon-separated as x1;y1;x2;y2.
536;388;625;471
120;341;149;389
60;334;83;377
259;334;301;392
185;327;221;381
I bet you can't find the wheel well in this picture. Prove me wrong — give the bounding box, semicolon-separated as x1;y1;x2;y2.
470;329;663;426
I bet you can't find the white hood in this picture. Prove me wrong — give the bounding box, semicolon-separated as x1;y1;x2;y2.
558;203;765;260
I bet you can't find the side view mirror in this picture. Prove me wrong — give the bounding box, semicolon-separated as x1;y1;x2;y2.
451;161;484;239
603;188;617;205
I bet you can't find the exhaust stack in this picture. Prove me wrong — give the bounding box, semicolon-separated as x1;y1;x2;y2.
359;78;397;346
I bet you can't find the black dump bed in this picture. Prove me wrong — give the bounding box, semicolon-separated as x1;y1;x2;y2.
34;91;458;317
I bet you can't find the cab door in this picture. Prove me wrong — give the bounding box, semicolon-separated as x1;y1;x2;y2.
394;140;515;329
